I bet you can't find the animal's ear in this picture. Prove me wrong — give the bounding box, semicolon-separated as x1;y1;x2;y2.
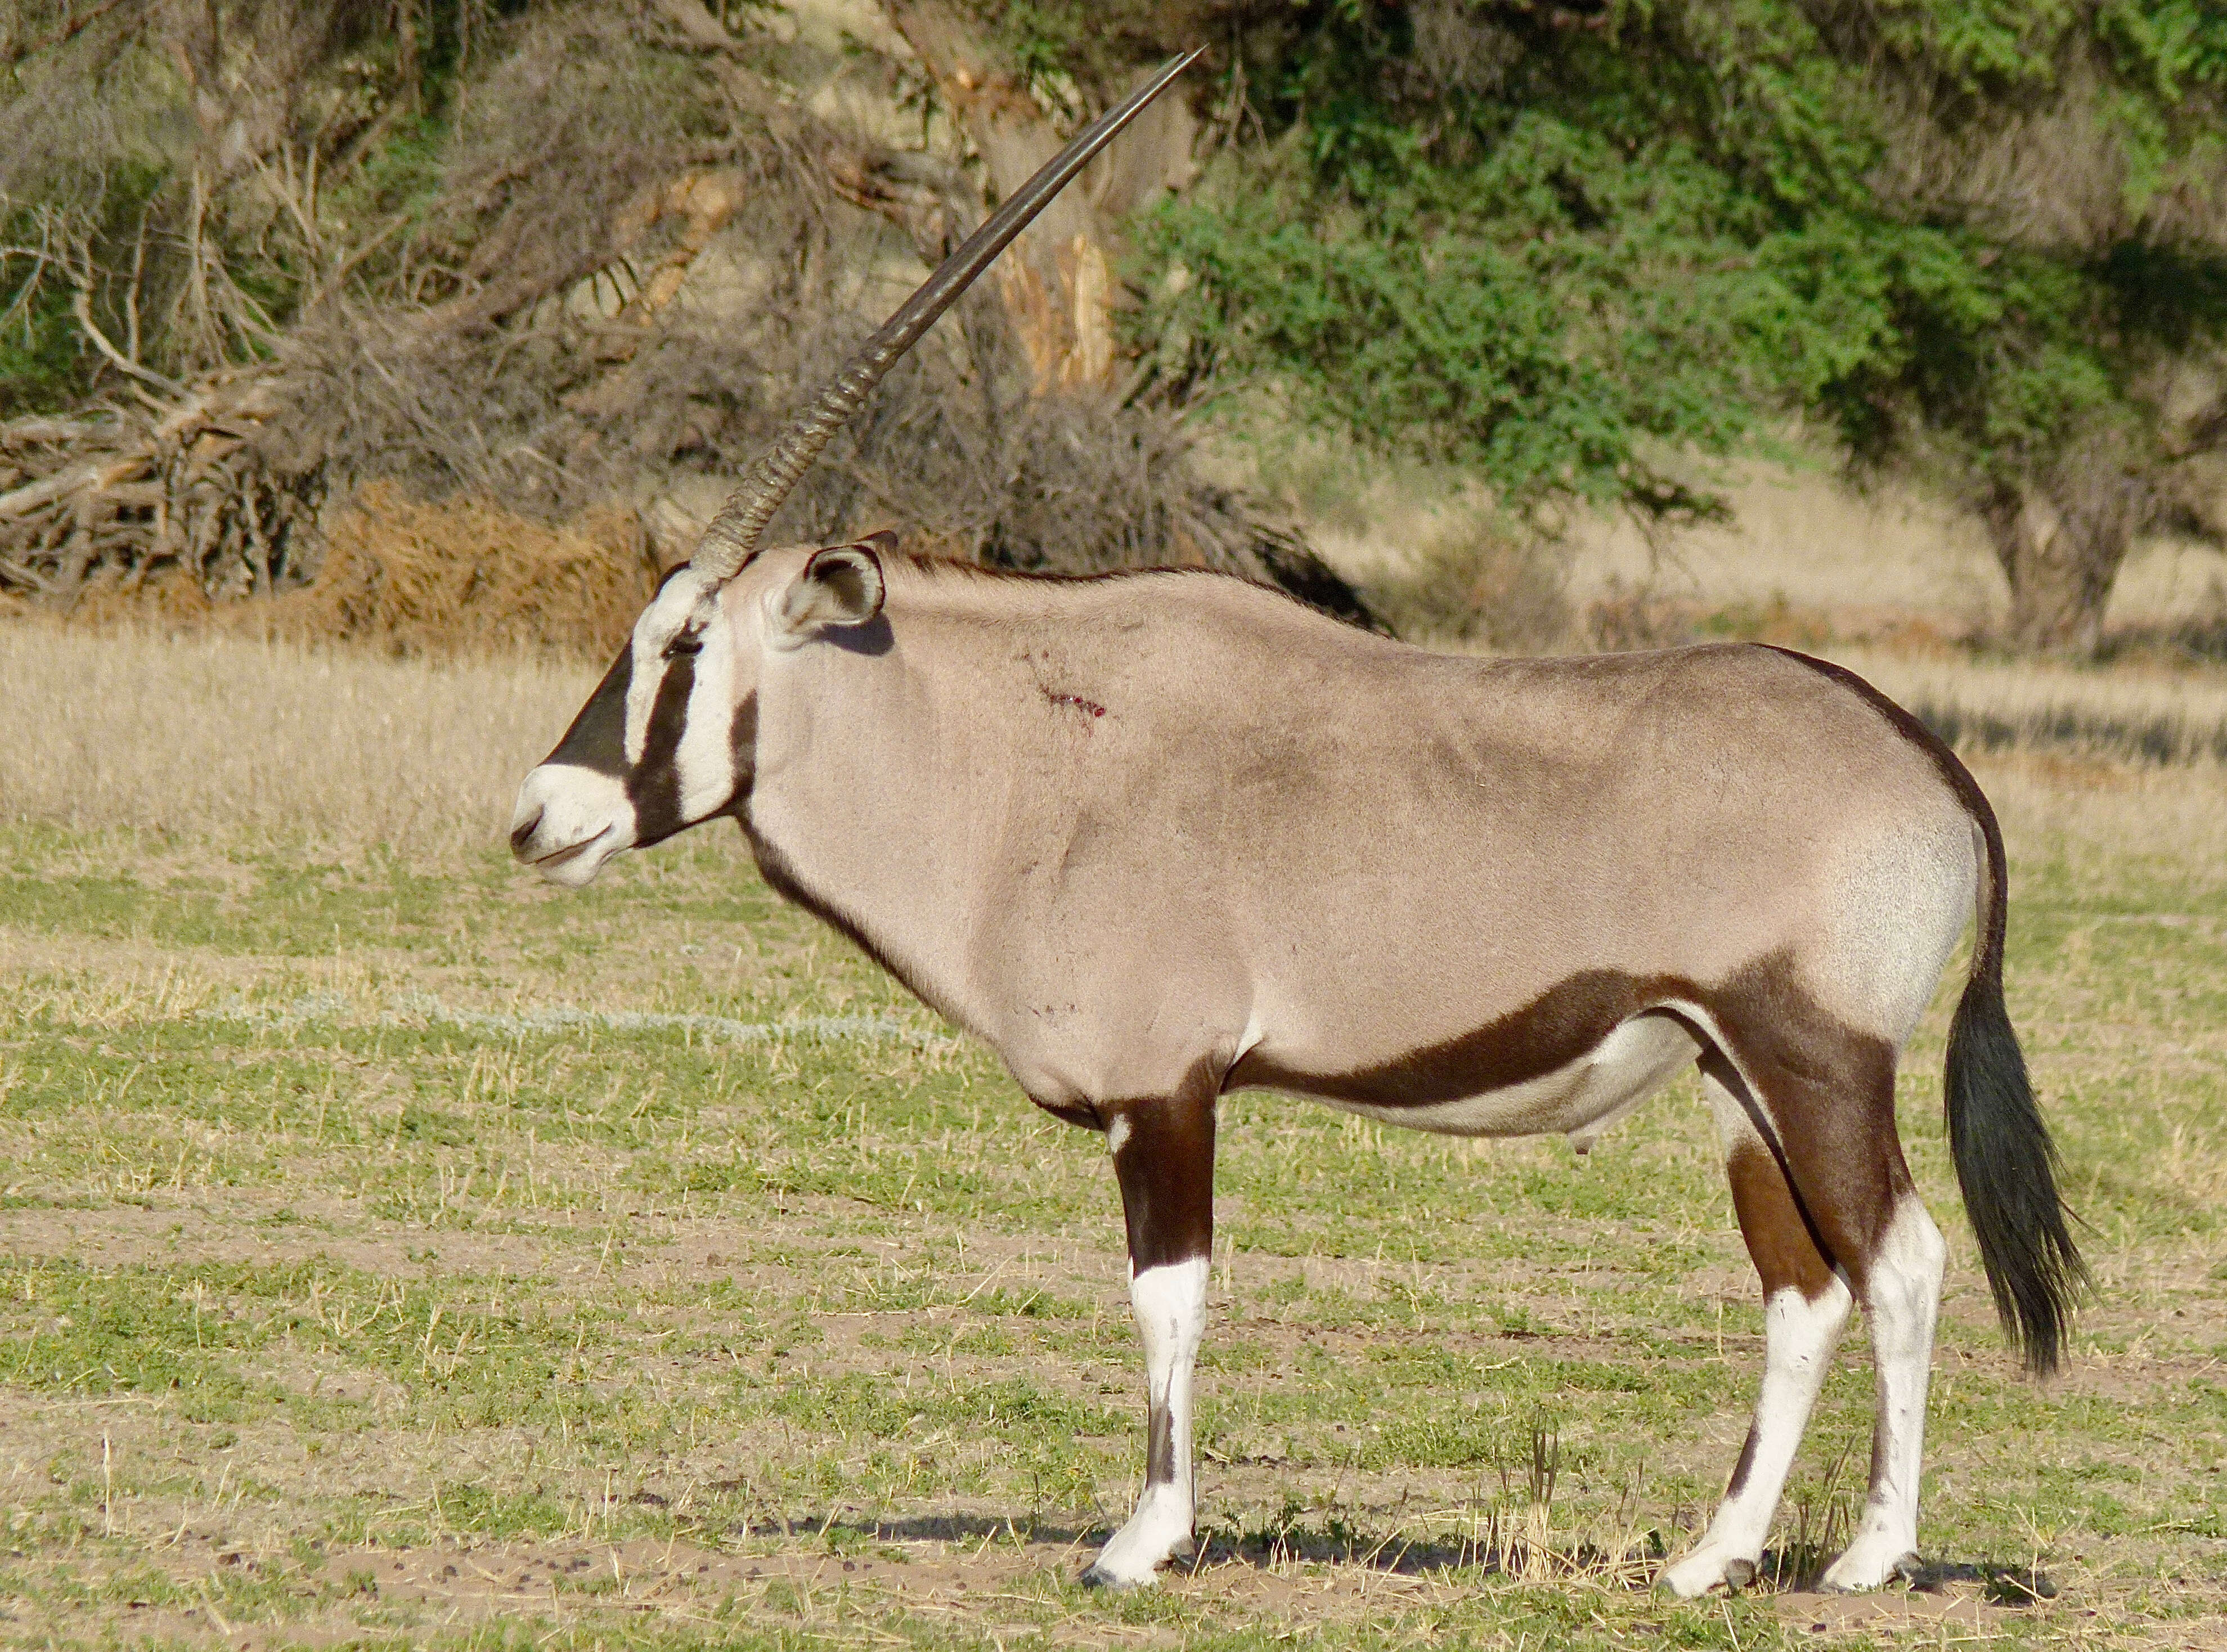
776;542;887;637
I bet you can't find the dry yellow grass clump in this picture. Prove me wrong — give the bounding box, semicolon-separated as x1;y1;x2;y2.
55;483;662;660
294;483;662;657
0;621;594;861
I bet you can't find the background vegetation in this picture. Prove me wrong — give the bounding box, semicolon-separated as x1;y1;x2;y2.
1138;0;2227;649
0;0;1368;630
5;0;2225;650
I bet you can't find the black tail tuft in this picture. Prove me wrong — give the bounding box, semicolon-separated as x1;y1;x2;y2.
1945;815;2089;1376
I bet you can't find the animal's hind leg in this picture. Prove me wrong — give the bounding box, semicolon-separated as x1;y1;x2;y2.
1676;1021;1947;1595
1661;1059;1852;1596
1821;1178;1944;1590
1718;1030;1946;1593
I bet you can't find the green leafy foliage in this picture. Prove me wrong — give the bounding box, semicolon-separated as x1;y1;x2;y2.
1148;115;1829;511
1133;0;2227;524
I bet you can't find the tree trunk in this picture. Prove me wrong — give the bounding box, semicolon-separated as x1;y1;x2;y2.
883;1;1196;394
1982;481;2130;654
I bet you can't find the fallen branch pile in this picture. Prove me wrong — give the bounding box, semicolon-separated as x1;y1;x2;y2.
0;369;319;605
0;0;1377;635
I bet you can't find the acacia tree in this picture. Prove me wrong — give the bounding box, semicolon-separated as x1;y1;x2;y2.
1802;8;2227;651
1050;0;2227;649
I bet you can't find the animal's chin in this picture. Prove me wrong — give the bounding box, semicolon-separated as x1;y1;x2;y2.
532;831;622;887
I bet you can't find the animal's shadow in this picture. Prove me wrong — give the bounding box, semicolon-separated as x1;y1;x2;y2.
1765;1555;2059;1606
741;1512;1501;1576
743;1512;2058;1603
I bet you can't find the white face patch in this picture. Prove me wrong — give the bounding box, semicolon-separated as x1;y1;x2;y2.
624;569;720;765
621;567;744;832
509;568;762;884
672;619;741;828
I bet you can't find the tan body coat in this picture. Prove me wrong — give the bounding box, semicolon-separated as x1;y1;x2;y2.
511;64;2089;1596
744;557;1974;1120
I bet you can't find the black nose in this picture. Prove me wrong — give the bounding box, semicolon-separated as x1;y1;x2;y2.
509;809;543;856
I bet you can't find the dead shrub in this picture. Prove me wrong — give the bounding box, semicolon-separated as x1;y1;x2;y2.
731;336;1369;619
2;0;1371;630
285;484;658;657
1365;508;1569;649
69;484;658;657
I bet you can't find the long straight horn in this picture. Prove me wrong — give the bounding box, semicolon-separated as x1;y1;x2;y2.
690;47;1205;578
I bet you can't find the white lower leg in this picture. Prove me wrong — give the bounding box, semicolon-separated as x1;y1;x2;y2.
1823;1201;1945;1590
1663;1277;1853;1596
1086;1255;1209;1587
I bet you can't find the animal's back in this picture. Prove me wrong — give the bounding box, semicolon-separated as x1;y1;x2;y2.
1017;578;1972;1018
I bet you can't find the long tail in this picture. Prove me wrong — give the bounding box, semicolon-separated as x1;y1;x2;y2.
1945;789;2089;1376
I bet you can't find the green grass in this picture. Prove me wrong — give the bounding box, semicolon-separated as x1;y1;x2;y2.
0;794;2222;1650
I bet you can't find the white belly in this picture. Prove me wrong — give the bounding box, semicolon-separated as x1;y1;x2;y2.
1317;1012;1701;1145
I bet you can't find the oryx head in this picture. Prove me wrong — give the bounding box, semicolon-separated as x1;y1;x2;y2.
510;51;1199;886
507;536;891;885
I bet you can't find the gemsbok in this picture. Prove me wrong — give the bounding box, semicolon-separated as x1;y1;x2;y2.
510;51;2086;1595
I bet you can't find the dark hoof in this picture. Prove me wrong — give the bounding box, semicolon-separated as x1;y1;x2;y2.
1081;1557;1164;1591
1722;1559;1758;1592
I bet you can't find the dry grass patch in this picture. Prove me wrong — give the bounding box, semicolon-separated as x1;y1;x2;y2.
61;484;662;660
0;624;2222;1650
1846;647;2227;769
279;484;662;659
0;620;594;863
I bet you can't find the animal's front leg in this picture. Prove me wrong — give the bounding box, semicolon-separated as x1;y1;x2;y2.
1081;1088;1215;1589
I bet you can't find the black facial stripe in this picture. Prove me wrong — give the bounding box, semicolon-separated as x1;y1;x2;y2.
627;652;694;847
726;690;758;816
545;647;632;776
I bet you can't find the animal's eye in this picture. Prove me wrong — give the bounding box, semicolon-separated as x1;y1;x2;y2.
663;633;703;660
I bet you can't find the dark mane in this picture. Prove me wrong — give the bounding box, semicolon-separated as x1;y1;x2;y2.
888;548;1385;632
896;551;1228;586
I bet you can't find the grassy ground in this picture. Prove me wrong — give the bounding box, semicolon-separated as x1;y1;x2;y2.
0;627;2223;1649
